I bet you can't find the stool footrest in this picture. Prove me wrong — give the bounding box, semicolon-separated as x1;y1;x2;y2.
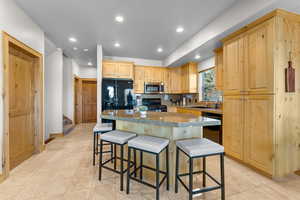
177;170;222;193
101;156;135;174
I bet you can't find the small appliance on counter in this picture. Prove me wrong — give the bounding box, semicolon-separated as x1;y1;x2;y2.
142;98;167;112
144;82;164;94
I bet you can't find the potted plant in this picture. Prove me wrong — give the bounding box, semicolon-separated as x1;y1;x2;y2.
138;106;148;117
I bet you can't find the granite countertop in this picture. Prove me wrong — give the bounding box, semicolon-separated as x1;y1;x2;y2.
101;110;221;127
177;105;223;115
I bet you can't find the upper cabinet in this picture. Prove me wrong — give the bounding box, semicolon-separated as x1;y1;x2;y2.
244;19;274;95
223;36;245;95
214;47;223;91
134;66;145;93
169;66;182;94
181;62;198;93
223;18;275;96
102;60;134;79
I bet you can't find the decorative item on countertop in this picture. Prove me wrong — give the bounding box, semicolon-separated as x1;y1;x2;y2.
285;52;295;93
138;105;148;117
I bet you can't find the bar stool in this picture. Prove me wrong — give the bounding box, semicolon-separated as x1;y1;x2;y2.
126;135;170;200
93;123;113;166
175;138;225;200
99;130;137;191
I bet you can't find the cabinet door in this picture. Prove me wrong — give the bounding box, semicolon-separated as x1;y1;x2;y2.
245;19;274;94
102;61;117;78
162;68;169;93
175;67;182;93
118;62;133;79
181;64;188;93
223;96;244;160
134;67;145;93
215;48;223;91
244;95;273;174
187;63;198;93
223;37;245;95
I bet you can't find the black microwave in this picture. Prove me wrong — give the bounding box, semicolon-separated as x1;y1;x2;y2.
144;82;164;94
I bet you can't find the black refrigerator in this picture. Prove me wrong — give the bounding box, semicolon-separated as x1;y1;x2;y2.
102;79;134;111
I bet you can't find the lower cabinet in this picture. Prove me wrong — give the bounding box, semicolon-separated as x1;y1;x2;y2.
223;96;244;161
223;95;274;175
244;95;274;174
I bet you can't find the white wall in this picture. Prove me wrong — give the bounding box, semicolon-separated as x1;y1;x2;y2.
0;0;45;174
78;66;97;78
63;56;74;121
97;45;103;124
198;56;215;72
45;48;63;139
104;56;163;66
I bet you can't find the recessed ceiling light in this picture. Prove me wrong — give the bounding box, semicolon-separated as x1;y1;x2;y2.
114;42;120;47
73;47;78;50
157;47;163;53
195;54;201;59
176;26;184;33
115;15;124;23
83;49;89;52
69;37;77;42
88;62;93;66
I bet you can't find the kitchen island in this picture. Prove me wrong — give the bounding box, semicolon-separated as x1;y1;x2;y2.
101;110;221;188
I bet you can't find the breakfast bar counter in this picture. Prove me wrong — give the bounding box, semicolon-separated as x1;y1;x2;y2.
101;110;221;188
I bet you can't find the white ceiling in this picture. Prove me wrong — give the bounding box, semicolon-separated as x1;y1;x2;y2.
14;0;238;67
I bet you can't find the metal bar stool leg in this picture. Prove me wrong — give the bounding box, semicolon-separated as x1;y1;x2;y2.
98;140;103;181
175;147;179;193
203;157;206;187
93;132;96;166
111;143;114;163
140;151;143;180
156;153;160;200
134;149;137;177
120;144;124;191
126;147;132;194
166;146;169;191
220;153;225;200
114;144;117;170
189;157;193;200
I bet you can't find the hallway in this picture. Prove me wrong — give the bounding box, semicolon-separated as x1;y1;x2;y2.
0;124;299;200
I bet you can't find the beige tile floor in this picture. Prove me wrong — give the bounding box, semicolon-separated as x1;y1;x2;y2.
0;123;299;200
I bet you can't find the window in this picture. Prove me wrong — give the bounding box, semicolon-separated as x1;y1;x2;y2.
199;68;222;101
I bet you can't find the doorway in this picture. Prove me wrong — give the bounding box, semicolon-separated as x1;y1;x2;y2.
74;78;97;124
3;32;44;174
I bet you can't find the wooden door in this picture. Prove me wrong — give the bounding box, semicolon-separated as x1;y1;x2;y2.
223;37;245;95
117;62;133;79
102;61;117;78
244;95;274;174
74;78;82;124
223;96;244;160
82;81;97;123
245;19;274;94
9;44;36;169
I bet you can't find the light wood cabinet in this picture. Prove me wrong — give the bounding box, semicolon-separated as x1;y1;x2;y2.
245;19;274;95
102;60;134;79
221;10;300;178
102;61;117;78
244;95;274;174
223;36;245;95
169;67;182;94
134;66;145;93
223;96;244;161
214;47;223;91
181;62;198;93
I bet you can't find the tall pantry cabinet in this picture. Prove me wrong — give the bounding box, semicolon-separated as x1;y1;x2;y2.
222;9;300;178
